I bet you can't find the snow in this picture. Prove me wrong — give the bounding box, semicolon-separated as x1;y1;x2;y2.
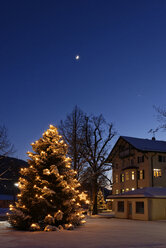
0;216;166;248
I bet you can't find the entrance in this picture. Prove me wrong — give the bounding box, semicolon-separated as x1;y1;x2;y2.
128;202;132;219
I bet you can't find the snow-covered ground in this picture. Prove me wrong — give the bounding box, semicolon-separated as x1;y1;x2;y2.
0;216;166;248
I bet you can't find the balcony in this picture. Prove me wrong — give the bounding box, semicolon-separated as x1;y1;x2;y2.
119;149;134;158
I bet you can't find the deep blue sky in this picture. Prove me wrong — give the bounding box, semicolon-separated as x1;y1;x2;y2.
1;0;166;160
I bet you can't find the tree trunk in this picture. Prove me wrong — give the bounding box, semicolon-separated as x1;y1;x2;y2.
92;177;98;215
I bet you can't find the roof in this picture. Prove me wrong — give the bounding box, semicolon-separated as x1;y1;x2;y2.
107;187;166;199
121;136;166;152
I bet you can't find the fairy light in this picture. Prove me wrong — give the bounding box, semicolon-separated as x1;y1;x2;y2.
66;164;71;168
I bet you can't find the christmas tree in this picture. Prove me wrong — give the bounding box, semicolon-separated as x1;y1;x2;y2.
8;125;85;231
97;189;106;210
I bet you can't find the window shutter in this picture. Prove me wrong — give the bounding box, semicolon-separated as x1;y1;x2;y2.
137;171;140;180
142;156;144;162
143;170;145;179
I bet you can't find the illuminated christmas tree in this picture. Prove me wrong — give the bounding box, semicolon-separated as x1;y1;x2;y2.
8;125;85;231
97;189;106;210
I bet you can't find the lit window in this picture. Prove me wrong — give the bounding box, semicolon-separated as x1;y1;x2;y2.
132;171;135;180
126;172;129;181
115;189;119;194
115;175;118;183
121;173;124;182
121;189;125;193
126;188;129;192
132;188;135;191
153;169;162;177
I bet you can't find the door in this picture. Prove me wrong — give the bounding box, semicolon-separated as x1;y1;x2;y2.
128;202;132;219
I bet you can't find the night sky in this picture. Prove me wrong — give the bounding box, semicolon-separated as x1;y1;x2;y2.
1;0;166;160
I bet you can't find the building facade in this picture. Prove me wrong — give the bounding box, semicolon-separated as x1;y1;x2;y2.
108;136;166;195
107;187;166;221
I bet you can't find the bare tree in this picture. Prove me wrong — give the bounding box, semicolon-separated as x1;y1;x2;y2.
80;114;116;215
59;106;85;179
0;125;14;156
0;125;15;181
59;108;116;214
149;106;166;136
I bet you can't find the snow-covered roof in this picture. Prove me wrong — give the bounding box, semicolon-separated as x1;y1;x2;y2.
0;194;14;200
121;136;166;152
107;187;166;199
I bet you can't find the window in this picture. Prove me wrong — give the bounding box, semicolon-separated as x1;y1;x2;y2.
117;201;124;212
132;171;135;180
126;188;129;192
121;189;125;193
115;189;119;194
126;172;129;181
131;159;134;165
136;202;144;214
121;173;124;182
153;169;162;177
138;170;144;180
115;175;118;183
137;156;144;163
158;155;166;163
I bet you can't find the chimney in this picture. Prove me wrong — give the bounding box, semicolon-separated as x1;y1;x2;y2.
152;137;156;141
